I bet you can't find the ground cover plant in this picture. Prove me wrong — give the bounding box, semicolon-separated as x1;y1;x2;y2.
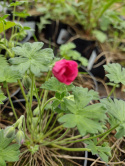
0;41;125;166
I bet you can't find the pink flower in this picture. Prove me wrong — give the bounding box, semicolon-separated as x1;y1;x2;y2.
52;59;78;85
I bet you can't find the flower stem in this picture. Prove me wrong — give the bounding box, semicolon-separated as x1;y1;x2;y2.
6;84;18;120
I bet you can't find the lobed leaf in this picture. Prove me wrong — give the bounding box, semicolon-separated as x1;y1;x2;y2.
58;87;107;136
60;42;88;66
0;130;20;165
101;98;125;138
0;66;21;83
9;42;54;76
72;87;99;108
0;55;8;71
0;91;6;104
85;140;111;163
104;63;125;85
0;21;16;33
41;77;74;92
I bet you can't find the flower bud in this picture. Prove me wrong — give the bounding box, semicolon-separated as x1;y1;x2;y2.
16;130;25;146
22;75;31;90
4;126;15;138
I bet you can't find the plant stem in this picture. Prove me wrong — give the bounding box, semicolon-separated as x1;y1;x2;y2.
11;5;16;39
6;84;18;120
34;78;41;113
56;135;81;143
97;0;117;20
51;144;91;152
40;70;51;101
29;74;34;118
18;80;28;103
2;21;6;40
18;80;32;134
88;0;93;21
41;97;56;115
47;112;60;133
107;84;117;98
53;128;70;142
42;125;63;140
96;123;120;145
49;128;64;139
43;111;54;133
0;44;14;57
56;123;120;145
39;96;56;131
23;116;31;141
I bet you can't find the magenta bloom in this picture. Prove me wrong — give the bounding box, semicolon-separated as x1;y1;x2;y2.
52;59;78;85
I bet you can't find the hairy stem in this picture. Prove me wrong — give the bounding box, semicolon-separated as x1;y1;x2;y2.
42;125;63;140
6;84;18;120
51;144;91;152
56;123;120;145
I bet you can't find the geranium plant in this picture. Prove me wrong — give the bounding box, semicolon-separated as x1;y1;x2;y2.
1;42;125;165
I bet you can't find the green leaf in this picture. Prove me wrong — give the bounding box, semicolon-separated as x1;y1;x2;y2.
0;90;6;104
101;98;125;138
1;15;10;20
58;87;107;136
0;55;8;71
37;14;51;33
0;157;6;166
60;42;88;66
100;15;111;31
0;130;20;165
9;1;25;7
93;30;107;43
85;140;111;163
41;77;74;92
0;66;21;83
13;11;30;18
104;63;125;85
60;43;76;55
9;42;54;76
106;82;120;87
52;100;61;109
72;87;99;108
0;21;16;33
